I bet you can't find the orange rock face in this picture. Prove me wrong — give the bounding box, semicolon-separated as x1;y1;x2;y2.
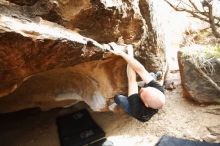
0;0;166;113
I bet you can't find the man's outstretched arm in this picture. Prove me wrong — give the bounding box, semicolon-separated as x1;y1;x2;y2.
109;43;154;84
126;46;138;96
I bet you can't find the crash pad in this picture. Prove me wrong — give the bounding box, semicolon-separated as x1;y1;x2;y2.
56;109;105;146
156;135;220;146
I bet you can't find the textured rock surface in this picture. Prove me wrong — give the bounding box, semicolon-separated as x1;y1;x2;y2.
178;49;220;104
0;0;166;113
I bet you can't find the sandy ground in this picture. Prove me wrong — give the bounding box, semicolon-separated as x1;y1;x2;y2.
0;70;220;146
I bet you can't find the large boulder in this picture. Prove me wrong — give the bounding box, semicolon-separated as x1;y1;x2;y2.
0;0;166;113
178;46;220;104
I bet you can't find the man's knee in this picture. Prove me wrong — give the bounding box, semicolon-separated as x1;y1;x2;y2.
114;94;131;114
114;94;127;104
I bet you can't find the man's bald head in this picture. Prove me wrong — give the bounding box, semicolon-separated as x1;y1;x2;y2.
139;87;165;109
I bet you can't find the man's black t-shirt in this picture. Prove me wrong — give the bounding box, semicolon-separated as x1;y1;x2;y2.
127;80;164;122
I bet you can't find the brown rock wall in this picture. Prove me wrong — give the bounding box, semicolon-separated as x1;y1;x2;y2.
0;0;167;113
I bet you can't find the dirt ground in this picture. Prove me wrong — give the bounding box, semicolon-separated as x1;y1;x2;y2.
0;70;220;146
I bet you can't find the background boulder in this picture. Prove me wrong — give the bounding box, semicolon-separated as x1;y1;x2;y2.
178;47;220;104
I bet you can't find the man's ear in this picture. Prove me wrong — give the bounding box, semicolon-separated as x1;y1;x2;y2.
143;100;149;107
140;92;149;107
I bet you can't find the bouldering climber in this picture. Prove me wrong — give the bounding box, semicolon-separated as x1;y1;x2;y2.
108;42;165;122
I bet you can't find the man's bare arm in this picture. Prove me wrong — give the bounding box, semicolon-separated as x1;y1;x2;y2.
126;46;138;96
109;43;154;84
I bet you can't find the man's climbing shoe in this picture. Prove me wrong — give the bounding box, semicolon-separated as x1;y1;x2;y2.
150;71;162;80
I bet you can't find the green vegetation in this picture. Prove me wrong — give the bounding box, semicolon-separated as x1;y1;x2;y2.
182;45;219;75
204;46;220;58
183;45;220;59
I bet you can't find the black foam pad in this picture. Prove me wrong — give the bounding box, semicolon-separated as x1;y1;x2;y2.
156;135;220;146
56;109;105;146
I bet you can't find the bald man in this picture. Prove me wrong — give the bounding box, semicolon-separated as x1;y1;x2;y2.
109;42;165;122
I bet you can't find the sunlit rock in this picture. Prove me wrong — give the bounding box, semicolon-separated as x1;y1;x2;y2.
0;0;166;113
178;46;220;104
